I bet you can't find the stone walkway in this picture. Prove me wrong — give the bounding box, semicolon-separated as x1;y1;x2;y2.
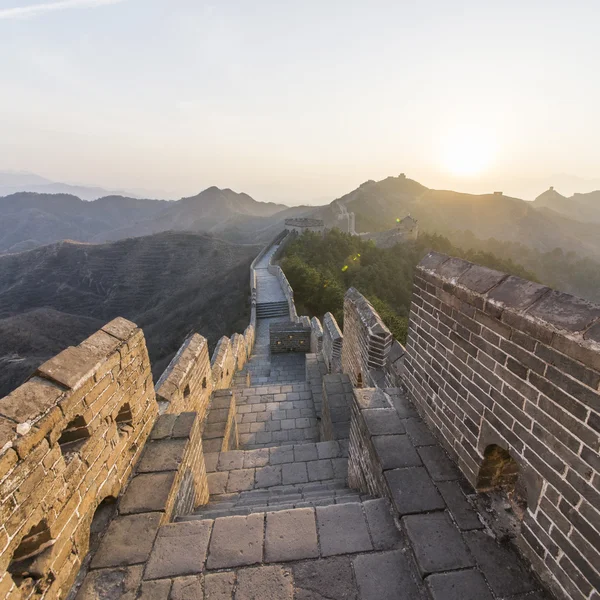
255;244;287;305
76;246;554;600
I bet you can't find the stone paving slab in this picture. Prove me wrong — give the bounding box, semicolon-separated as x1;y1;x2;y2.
353;550;420;600
403;511;475;575
91;512;162;569
316;503;373;557
206;513;265;569
265;508;319;562
145;520;213;579
384;467;446;515
426;569;494;600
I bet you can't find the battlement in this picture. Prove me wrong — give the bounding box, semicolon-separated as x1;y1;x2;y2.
0;317;157;599
404;252;600;600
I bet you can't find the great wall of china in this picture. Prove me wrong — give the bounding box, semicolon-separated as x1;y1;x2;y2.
1;230;599;600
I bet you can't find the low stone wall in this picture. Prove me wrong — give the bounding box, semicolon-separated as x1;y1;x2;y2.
322;312;343;374
155;333;213;417
310;317;323;354
210;337;237;390
0;318;157;600
270;321;311;353
74;411;209;597
341;288;394;388
320;374;354;441
405;251;600;600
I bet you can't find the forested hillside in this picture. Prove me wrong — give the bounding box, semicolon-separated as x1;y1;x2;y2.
280;230;537;343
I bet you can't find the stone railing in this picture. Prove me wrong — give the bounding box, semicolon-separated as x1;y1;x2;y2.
404;251;600;600
0;318;157;600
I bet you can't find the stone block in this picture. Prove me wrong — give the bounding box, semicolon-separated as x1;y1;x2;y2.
204;453;219;473
294;443;318;462
463;530;538;596
436;481;483;531
307;459;334;481
362;498;402;550
91;513;162;569
292;556;357;600
119;472;176;514
426;569;494;600
487;276;549;311
458;265;507;294
362;409;405;435
269;445;295;464
227;469;255;492
385;467;445;515
255;465;282;488
403;512;474;575
172;412;196;438
282;462;308;484
316;503;373;557
354;388;391;410
150;415;177;440
217;450;244;471
372;435;421;470
529;290;600;333
102;317;138;341
138;579;172;599
0;377;63;425
206;513;264;569
204;572;234;598
417;445;460;481
137;439;187;473
316;441;340;459
74;565;143;600
170;576;203;600
403;418;437;446
207;472;228;495
235;565;293;600
243;448;269;468
353;550;420;600
145;520;213;579
265;508;319;562
37;344;106;390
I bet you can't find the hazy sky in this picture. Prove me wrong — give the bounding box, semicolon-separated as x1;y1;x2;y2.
1;0;598;204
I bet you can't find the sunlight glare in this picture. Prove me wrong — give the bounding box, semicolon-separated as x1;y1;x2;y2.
440;127;496;177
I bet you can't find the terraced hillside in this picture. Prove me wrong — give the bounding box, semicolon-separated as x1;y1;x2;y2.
0;232;261;396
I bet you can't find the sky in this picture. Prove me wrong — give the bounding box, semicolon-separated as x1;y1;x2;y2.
0;0;599;204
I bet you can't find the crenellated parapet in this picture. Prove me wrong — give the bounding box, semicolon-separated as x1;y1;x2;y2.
0;317;157;599
341;288;394;388
404;251;600;600
154;333;213;417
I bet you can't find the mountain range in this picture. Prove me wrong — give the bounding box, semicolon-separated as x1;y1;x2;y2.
0;232;259;397
1;175;599;259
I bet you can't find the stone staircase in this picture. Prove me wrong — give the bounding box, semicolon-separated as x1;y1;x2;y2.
256;300;289;318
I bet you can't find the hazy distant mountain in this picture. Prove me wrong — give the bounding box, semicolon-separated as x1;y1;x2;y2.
314;174;600;260
0;171;138;200
0;232;260;396
97;186;288;242
0;187;288;254
533;187;600;224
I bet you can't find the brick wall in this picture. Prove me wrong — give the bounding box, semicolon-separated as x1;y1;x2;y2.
404;251;600;600
210;337;237;390
322;312;343;374
155;333;213;417
270;321;311;353
341;288;394;388
0;318;157;600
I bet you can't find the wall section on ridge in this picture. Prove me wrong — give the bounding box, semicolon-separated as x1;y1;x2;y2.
0;317;157;600
404;251;600;600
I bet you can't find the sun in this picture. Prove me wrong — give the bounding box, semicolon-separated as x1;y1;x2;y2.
440;127;495;177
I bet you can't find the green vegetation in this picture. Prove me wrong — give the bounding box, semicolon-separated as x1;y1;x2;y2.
281;230;537;343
